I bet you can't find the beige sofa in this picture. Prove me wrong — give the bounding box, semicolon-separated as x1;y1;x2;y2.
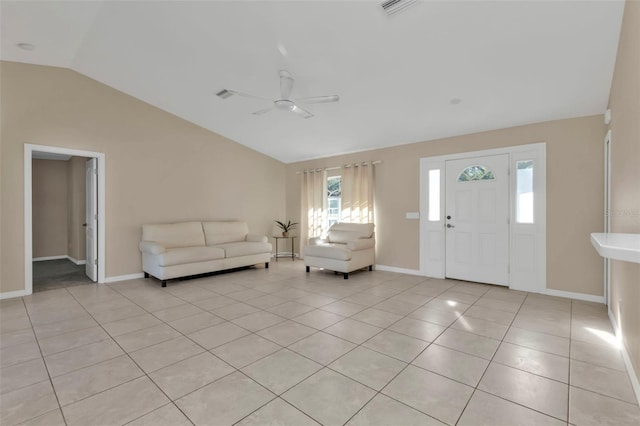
303;222;375;279
139;221;272;287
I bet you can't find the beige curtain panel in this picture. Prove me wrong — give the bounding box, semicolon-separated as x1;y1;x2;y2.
341;162;375;224
299;168;327;258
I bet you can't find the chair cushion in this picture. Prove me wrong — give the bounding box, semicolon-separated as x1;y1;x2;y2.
203;221;249;245
304;244;352;261
215;242;272;258
142;222;205;249
327;223;374;243
327;230;362;243
156;246;225;267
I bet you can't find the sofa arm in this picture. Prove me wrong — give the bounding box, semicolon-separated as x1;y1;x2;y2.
309;237;328;246
246;234;268;243
346;238;375;251
139;241;166;254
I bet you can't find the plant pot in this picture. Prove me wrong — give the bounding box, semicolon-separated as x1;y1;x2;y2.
282;231;289;237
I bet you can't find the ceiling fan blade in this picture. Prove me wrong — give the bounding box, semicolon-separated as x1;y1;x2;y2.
280;70;294;99
291;104;313;119
296;95;340;104
252;106;275;116
228;90;272;102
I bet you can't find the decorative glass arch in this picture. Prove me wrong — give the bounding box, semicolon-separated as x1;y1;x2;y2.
457;165;495;182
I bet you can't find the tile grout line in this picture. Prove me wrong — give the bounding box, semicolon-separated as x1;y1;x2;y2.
10;266;624;426
339;280;472;425
63;286;198;426
452;286;529;426
568;298;574;425
19;294;69;426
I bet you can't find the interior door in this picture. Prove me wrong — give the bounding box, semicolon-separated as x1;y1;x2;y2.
445;154;509;286
85;158;98;282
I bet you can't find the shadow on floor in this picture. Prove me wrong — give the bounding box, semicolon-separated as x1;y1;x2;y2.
32;259;93;292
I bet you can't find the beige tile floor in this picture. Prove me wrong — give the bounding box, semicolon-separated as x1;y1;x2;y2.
1;261;639;426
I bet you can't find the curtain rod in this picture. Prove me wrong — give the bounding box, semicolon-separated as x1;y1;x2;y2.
296;160;382;174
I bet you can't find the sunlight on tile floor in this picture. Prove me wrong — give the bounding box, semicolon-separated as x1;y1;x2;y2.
1;261;639;425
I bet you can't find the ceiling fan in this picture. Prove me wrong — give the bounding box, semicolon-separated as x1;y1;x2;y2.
216;70;339;119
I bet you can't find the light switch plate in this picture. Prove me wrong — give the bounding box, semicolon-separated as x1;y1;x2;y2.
406;212;420;219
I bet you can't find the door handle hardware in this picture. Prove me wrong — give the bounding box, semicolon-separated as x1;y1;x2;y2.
446;224;455;228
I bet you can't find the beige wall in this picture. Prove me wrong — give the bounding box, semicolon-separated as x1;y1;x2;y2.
67;156;86;262
286;115;606;296
607;0;640;386
1;61;285;293
32;159;68;258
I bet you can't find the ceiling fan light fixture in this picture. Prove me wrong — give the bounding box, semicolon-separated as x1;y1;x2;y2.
275;99;296;111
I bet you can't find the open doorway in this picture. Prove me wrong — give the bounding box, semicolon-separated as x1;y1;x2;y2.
25;144;106;295
32;153;93;291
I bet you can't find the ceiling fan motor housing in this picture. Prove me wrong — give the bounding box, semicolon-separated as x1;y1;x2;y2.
275;99;296;111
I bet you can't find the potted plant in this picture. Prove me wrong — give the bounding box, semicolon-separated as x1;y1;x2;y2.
275;220;298;237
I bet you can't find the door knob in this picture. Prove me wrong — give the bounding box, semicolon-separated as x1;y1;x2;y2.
446;224;455;228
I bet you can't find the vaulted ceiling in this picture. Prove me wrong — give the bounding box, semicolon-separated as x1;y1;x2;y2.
1;1;625;163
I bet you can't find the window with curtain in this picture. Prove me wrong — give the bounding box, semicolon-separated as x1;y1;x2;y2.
300;163;375;257
327;176;342;229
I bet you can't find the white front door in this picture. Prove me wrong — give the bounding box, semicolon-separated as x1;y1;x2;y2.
445;154;509;286
85;158;98;282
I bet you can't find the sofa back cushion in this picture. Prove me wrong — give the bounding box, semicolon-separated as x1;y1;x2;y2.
203;221;249;246
327;223;375;243
142;222;205;249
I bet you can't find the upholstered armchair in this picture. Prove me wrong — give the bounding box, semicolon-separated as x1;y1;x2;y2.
303;223;375;279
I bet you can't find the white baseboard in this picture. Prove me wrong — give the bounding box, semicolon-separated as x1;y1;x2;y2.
608;308;640;406
375;265;424;276
33;255;67;262
104;273;145;283
33;255;87;265
544;288;605;304
0;289;27;300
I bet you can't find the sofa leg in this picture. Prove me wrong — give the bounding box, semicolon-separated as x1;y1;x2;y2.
306;266;310;273
144;272;149;278
368;265;373;271
265;262;269;269
343;273;349;280
161;280;167;288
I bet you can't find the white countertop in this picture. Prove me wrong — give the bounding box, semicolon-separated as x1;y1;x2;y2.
591;233;640;264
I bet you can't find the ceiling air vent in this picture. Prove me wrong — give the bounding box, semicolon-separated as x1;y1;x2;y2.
216;89;233;99
381;0;417;17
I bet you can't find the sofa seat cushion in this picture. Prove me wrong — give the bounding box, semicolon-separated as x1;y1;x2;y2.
157;246;225;267
304;244;352;261
216;242;272;258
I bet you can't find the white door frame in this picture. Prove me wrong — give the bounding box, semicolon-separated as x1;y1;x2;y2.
25;144;106;295
604;130;612;306
419;143;547;294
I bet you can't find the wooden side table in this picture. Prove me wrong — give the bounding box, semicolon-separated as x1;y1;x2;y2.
273;236;296;261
